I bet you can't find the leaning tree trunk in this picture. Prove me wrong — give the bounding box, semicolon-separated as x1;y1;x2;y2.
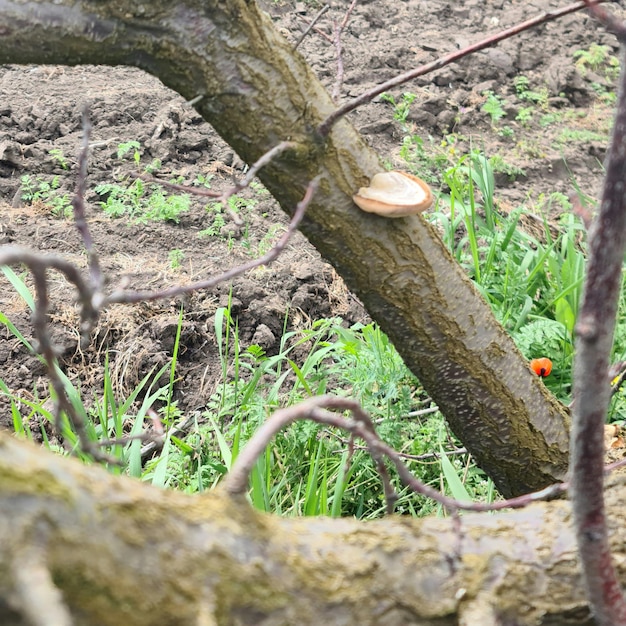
0;432;605;626
0;0;570;496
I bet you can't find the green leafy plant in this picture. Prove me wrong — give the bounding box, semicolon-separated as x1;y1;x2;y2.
48;148;69;170
194;173;214;189
96;179;191;222
481;91;506;123
574;43;620;82
380;91;417;124
20;174;73;218
574;44;619;105
513;75;549;108
198;203;227;238
94;142;190;223
515;106;534;126
168;249;185;269
117;140;141;164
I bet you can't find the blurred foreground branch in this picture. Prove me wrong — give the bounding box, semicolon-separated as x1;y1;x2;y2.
0;429;613;626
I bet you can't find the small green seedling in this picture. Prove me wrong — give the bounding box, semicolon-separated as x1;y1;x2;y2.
48;148;69;170
381;91;417;124
168;249;185;269
20;174;73;218
481;91;506;123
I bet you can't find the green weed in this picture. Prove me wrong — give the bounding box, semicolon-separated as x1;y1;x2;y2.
574;43;620;82
48;148;69;170
574;44;619;104
380;91;417;124
168;249;185;269
20;174;73;218
95;141;189;223
95;178;190;223
513;76;549;108
429;151;587;403
481;91;506;124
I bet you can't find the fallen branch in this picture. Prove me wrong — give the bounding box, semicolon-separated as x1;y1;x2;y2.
1;429;623;625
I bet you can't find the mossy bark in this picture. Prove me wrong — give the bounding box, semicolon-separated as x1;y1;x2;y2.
0;432;605;625
0;0;570;496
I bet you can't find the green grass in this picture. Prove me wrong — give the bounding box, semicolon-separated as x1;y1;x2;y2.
0;267;482;517
0;268;183;477
147;302;496;517
429;151;587;403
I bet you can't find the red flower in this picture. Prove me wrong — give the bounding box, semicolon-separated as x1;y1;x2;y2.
530;358;553;378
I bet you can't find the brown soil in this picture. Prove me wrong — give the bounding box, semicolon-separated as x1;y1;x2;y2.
0;1;615;431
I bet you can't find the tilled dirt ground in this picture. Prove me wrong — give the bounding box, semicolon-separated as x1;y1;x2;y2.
0;0;617;429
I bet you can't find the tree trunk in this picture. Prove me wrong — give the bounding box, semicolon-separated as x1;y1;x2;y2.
0;0;570;495
0;432;604;626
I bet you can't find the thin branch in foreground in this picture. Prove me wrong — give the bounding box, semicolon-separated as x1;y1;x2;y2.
317;0;605;136
72;107;104;316
105;176;320;304
331;0;358;102
223;395;568;514
293;4;330;50
569;3;626;623
0;247;115;462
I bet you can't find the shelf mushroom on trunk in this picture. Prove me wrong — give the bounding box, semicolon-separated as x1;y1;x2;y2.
352;171;433;217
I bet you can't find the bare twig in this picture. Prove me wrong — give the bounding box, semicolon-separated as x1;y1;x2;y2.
293;4;330;50
105;176;320;304
318;0;606;136
0;247;116;462
331;0;358;102
72;106;104;318
570;3;626;624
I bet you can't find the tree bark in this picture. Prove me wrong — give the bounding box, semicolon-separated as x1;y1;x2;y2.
0;432;605;626
0;0;571;496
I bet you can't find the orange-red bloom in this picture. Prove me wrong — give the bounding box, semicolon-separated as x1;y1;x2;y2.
530;357;553;378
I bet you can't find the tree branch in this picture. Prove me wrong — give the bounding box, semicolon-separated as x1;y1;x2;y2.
0;430;613;626
570;3;626;623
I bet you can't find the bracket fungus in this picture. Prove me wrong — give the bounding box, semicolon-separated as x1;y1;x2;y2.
352;171;433;217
